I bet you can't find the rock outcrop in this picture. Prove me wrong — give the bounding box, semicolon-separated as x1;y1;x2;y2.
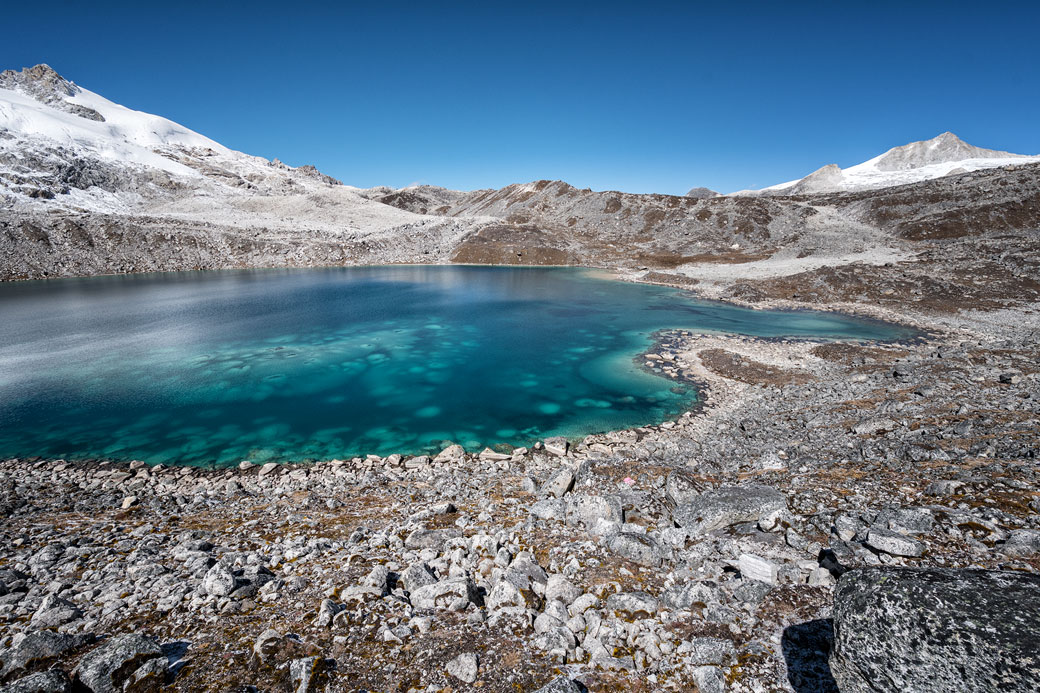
830;567;1040;692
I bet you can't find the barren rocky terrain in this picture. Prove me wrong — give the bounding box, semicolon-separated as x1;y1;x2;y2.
2;65;1039;693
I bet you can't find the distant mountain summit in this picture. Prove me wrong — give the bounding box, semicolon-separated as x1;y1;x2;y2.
732;132;1039;196
872;132;1026;171
684;187;719;199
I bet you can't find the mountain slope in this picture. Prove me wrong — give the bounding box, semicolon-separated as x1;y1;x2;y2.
0;64;492;277
732;132;1039;196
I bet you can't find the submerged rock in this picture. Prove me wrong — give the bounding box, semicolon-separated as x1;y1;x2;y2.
830;567;1040;692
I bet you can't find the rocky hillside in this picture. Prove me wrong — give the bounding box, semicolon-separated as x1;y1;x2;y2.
370;162;1040;320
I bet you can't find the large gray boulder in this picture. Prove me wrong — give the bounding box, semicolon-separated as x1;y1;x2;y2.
72;634;165;693
408;577;479;611
672;485;785;534
830;567;1040;692
606;532;662;567
0;632;94;680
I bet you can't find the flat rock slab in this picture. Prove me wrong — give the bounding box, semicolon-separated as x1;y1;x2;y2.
831;567;1040;692
673;485;785;534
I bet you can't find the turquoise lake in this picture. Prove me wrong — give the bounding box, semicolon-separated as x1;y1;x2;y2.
0;266;915;466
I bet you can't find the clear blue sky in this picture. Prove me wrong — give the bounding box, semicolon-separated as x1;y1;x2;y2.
3;1;1038;194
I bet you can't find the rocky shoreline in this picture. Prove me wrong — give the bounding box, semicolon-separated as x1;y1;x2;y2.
2;306;1038;692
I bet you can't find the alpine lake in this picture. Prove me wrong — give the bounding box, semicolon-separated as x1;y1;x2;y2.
0;266;916;466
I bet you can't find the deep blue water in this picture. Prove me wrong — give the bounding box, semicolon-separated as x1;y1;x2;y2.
0;266;914;466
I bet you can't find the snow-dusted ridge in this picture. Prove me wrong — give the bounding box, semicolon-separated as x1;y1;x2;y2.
730;132;1040;196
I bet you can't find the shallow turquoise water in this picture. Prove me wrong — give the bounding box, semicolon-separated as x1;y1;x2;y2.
0;266;915;466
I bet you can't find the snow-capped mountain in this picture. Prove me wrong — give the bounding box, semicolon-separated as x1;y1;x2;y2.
0;64;364;213
0;64;492;277
731;132;1040;196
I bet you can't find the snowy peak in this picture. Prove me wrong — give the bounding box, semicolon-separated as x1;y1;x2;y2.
0;64;76;98
0;64;360;214
0;63;105;122
732;132;1039;196
869;132;1027;172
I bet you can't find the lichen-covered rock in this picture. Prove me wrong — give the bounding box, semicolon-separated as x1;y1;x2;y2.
397;562;437;592
531;677;583;693
605;591;659;618
0;669;73;693
831;567;1040;692
445;652;479;684
0;631;94;680
673;485;785;534
72;634;165;693
865;528;924;557
565;494;623;528
201;563;236;597
289;656;327;693
28;595;82;629
408;577;478;610
665;470;706;505
606;532;662;566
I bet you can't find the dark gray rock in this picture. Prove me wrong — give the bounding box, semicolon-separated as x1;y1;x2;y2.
72;634;164;693
1;631;94;680
531;676;583;693
673;485;786;534
831;567;1040;692
0;669;72;693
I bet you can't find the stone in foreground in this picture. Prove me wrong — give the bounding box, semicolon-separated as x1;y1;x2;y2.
532;676;583;692
830;567;1040;692
445;652;479;684
72;633;166;693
